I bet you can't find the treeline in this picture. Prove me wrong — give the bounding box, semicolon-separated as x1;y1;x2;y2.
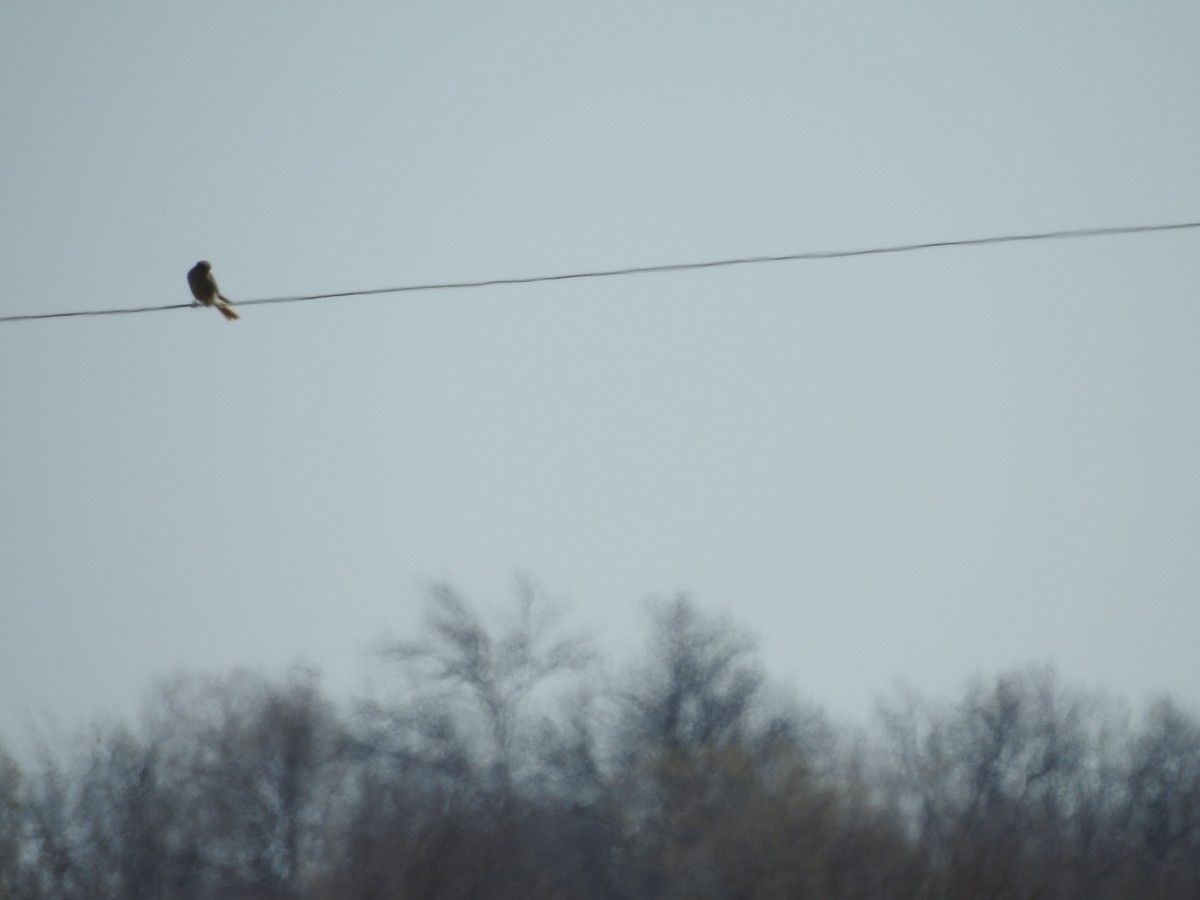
1;584;1199;899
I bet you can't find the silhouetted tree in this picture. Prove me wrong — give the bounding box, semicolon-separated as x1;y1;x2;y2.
325;580;605;899
142;665;344;898
377;579;592;795
609;596;908;899
876;665;1133;899
10;584;1200;900
617;595;762;758
0;746;23;900
1116;697;1200;897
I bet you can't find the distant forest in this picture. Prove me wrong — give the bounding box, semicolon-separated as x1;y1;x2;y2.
2;584;1198;900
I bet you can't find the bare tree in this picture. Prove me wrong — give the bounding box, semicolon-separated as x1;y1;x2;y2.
617;595;762;759
14;581;1200;900
377;578;592;794
322;580;603;899
0;745;23;900
611;597;912;900
876;665;1132;899
140;665;346;899
1117;697;1200;897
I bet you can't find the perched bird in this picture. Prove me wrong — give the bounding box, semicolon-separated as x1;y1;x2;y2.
187;260;240;321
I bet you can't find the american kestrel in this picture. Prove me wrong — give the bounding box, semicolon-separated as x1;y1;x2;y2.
187;260;240;321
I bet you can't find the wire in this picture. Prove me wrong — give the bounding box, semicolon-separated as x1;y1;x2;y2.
3;219;1198;324
0;303;196;323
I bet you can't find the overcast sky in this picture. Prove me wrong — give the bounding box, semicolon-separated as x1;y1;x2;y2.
3;3;1199;743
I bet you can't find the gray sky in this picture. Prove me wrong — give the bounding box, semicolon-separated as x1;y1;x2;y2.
3;3;1199;741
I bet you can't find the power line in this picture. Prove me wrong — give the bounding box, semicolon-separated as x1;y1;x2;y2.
3;219;1198;324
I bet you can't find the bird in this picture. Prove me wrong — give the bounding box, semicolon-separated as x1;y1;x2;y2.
187;260;240;321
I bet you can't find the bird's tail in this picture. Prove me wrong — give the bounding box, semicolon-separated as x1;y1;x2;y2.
217;304;240;321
